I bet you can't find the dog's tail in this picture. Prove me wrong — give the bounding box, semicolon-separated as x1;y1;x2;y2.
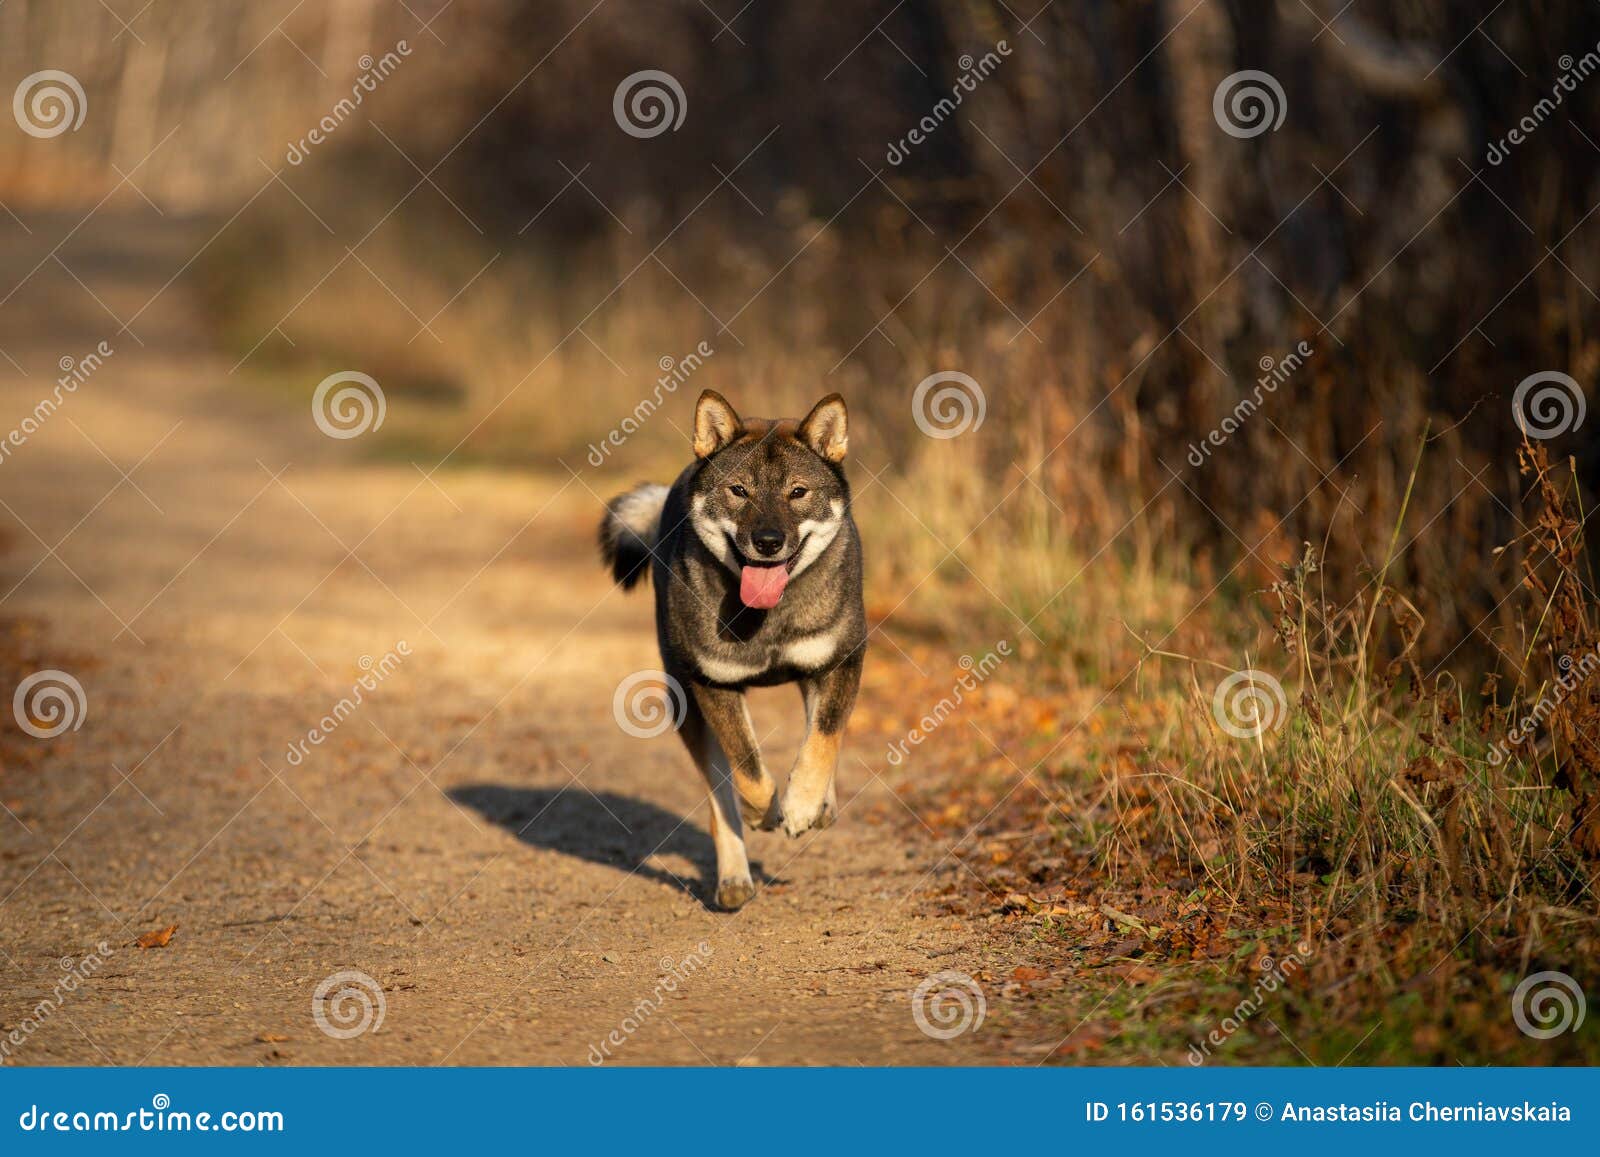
599;483;669;591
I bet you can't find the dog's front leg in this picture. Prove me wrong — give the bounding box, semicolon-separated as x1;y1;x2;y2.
691;683;782;830
782;655;862;838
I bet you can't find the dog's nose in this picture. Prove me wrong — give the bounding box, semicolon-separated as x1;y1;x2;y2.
751;529;785;557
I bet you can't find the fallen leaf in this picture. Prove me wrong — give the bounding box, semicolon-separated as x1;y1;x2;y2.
135;924;178;948
1011;965;1046;982
1051;1021;1111;1057
1101;903;1153;936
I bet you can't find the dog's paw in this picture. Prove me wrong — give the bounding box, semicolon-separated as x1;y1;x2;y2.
715;876;756;911
740;792;783;832
780;794;825;838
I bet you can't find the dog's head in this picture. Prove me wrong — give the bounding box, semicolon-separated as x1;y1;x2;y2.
687;389;850;610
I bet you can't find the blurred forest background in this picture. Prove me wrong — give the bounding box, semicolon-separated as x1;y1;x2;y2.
4;0;1600;1060
6;0;1597;660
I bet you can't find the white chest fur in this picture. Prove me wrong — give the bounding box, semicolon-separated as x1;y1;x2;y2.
696;626;841;683
780;629;840;669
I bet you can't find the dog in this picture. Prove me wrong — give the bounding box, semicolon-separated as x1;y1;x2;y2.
600;389;865;910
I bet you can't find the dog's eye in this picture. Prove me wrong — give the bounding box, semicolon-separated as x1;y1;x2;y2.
729;484;748;499
789;486;808;499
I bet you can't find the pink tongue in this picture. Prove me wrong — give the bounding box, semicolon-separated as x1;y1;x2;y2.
739;564;790;609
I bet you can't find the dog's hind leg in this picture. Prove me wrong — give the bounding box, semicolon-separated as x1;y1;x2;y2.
782;654;862;838
678;694;758;910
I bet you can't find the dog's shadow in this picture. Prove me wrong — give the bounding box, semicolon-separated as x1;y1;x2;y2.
449;784;774;910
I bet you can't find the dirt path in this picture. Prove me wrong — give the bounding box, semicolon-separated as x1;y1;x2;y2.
0;214;1018;1065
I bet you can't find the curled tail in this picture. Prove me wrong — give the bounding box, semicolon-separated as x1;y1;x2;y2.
599;483;668;590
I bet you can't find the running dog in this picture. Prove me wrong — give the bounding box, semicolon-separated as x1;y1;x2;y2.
600;390;865;910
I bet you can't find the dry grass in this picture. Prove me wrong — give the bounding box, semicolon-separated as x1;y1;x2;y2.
871;446;1600;1062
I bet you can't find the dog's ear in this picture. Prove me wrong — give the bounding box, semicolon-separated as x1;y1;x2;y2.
693;390;742;458
797;393;848;463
